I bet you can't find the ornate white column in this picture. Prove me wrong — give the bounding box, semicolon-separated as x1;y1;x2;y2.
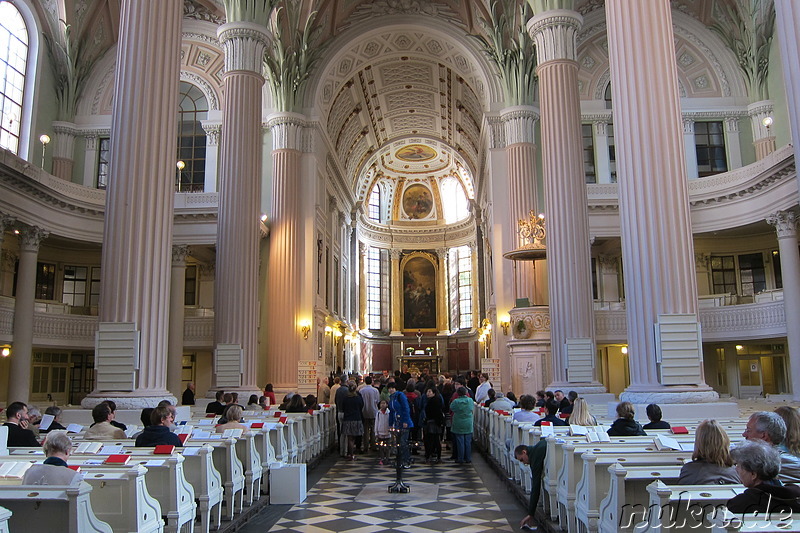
88;0;182;407
51;121;77;181
747;101;776;160
528;9;602;391
214;22;270;395
682;118;699;180
201;122;221;193
776;0;800;183
724;116;743;170
389;249;402;335
265;113;306;390
605;0;715;402
8;226;47;403
82;134;100;187
502;106;540;304
168;245;188;398
358;242;367;331
766;211;800;401
592;119;612;184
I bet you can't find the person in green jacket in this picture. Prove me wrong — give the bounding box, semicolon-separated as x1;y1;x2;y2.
449;387;474;463
515;440;547;530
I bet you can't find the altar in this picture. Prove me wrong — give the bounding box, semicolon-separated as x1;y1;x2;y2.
397;350;443;375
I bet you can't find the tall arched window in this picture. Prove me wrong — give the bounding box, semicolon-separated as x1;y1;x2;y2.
0;2;28;154
176;82;208;192
440;177;469;223
367;182;381;222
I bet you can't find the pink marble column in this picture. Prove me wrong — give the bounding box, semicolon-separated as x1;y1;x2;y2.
528;10;601;390
776;0;800;184
767;211;800;401
93;0;182;402
265;114;305;390
215;22;269;393
168;245;188;398
503;106;539;303
8;226;47;403
605;0;714;401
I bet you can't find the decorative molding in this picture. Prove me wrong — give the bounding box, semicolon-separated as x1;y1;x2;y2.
183;0;225;25
18;225;49;250
767;210;798;239
597;255;618;274
694;253;711;270
500;106;538;146
180;71;221;111
527;10;583;64
509;307;550;340
172;244;190;265
485;115;506;149
201;122;222;146
217;22;270;75
267;113;309;151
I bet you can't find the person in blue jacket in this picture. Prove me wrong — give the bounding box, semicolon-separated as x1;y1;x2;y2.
388;381;413;468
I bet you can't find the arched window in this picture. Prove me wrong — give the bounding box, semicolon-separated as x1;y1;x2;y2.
367;182;381;222
176;82;208;192
0;2;28;154
440;177;469;223
448;245;473;330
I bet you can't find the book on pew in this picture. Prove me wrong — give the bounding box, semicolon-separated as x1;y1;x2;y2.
0;462;31;484
104;454;131;465
279;417;288;424
123;425;139;438
654;434;692;451
670;426;689;434
191;430;210;439
222;429;243;438
74;442;103;454
178;433;190;445
65;423;83;433
39;414;54;431
67;465;81;472
206;413;216;418
586;428;611;443
569;424;588;436
250;422;264;429
177;425;193;435
273;411;282;417
539;422;554;437
98;445;124;455
154;445;175;454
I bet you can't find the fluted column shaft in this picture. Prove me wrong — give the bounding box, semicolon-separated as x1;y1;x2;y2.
390;250;402;334
503;106;539;303
528;10;596;386
8;226;46;403
168;245;188;397
605;0;698;390
98;0;181;393
767;211;800;400
215;22;270;390
52;121;77;181
776;0;800;185
266;115;305;389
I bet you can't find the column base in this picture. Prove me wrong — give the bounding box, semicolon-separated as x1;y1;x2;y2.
619;387;719;405
389;331;403;337
81;391;178;409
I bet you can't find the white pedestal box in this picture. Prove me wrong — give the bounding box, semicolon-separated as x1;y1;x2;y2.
269;463;307;504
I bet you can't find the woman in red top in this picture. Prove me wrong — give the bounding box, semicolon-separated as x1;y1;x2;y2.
263;383;277;407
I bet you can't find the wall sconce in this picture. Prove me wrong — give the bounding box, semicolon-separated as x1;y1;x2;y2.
762;116;774;133
324;325;333;335
0;345;10;357
621;346;628;355
499;314;510;336
39;134;50;169
299;319;311;340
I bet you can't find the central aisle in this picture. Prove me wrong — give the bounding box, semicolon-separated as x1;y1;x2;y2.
243;451;523;532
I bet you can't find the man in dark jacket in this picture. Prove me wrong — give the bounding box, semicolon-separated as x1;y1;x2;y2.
534;400;568;427
182;382;195;405
135;405;182;447
205;390;225;414
516;440;547;530
607;401;647;436
4;401;40;447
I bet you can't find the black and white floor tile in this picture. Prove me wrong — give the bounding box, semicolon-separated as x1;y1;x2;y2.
263;455;518;532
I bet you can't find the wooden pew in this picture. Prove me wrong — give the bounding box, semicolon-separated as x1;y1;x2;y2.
0;506;10;533
80;465;165;533
0;477;113;533
180;445;223;533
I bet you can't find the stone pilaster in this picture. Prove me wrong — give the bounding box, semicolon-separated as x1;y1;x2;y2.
528;9;601;391
682;118;699;179
747;100;776;160
389;249;402;335
766;210;800;401
723;116;743;170
201;122;221;193
265;113;307;390
214;22;270;394
436;248;449;335
89;0;182;406
51;121;77;181
168;245;189;398
605;0;715;402
502;106;539;304
8;226;48;403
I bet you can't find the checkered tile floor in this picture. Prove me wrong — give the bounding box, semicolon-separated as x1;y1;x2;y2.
265;456;517;532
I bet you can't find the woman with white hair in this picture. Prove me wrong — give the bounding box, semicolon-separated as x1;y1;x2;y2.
22;431;78;485
727;440;800;514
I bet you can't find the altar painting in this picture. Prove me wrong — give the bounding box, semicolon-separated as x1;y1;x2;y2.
403;256;436;329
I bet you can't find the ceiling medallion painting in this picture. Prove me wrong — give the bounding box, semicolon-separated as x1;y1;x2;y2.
402;184;434;219
396;144;437;162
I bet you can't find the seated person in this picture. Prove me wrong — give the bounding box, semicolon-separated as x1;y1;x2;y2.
285;393;308;413
512;395;539;423
27;406;42;437
84;402;126;440
246;394;260;410
490;392;515;412
258;396;269;410
305;394;320;411
642;403;671;430
534;390;546;408
104;400;127;431
534;400;568;427
41;406;67;432
22;431;78;485
215;405;247;434
727;440;800;514
135;405;182;447
678;419;739;484
560;391;578;415
4;401;41;447
569;398;598;426
157;400;179;430
607;401;647;436
483;388;497;407
206;390;225;414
